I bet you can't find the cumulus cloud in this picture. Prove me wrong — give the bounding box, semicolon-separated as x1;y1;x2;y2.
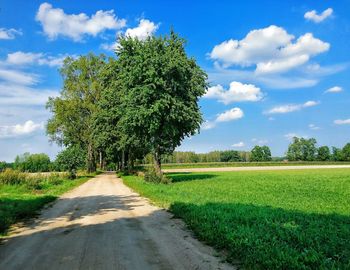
309;124;320;130
334;119;350;125
0;120;43;139
125;19;159;40
0;28;22;40
6;51;68;67
232;141;245;148
204;81;263;104
210;25;329;74
35;2;126;41
325;86;343;93
216;107;244;122
265;100;319;114
304;8;333;23
201;108;244;130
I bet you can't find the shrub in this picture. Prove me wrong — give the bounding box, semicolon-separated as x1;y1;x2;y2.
0;169;27;185
144;167;171;184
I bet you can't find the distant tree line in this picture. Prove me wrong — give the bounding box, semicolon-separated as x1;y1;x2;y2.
287;137;350;161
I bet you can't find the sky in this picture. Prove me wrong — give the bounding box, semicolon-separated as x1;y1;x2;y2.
0;0;350;161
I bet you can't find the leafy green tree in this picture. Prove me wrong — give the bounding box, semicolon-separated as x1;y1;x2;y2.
54;145;86;178
13;153;51;172
0;161;8;172
116;31;207;174
332;147;344;161
220;150;241;162
286;137;317;161
342;143;350;161
47;54;106;172
250;146;272;161
317;146;331;161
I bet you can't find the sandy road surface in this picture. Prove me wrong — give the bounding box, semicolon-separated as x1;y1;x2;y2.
0;173;233;270
163;164;350;173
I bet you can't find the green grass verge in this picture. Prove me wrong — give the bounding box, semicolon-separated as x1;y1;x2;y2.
122;169;350;269
139;161;350;170
0;173;96;236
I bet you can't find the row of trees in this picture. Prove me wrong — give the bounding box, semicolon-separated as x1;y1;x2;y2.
286;137;350;161
46;31;207;175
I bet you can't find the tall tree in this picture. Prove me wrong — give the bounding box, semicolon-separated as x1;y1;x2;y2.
286;137;317;161
47;54;106;172
317;146;331;161
250;145;272;161
342;143;350;161
116;31;207;174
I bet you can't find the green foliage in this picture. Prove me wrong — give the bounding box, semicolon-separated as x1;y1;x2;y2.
13;153;51;172
287;137;317;161
219;150;242;162
0;161;10;172
46;53;106;173
332;147;344;161
250;145;272;161
342;143;350;161
144;167;171;184
115;31;207;172
54;145;86;178
122;169;350;269
317;146;331;161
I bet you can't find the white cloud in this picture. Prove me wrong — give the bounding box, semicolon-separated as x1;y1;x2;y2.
0;68;38;85
265;100;319;114
0;83;59;106
201;120;216;130
210;25;329;74
0;28;22;40
201;108;244;130
35;2;126;41
325;86;343;93
6;51;68;67
100;42;119;51
309;124;320;130
232;141;245;148
0;120;43;139
304;8;333;23
125;19;159;40
204;81;263;104
216;107;244;122
334;119;350;125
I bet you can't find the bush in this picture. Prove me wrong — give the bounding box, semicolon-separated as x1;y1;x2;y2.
0;169;27;185
144;167;171;184
14;153;51;172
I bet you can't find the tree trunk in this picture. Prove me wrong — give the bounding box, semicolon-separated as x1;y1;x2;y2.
87;143;96;173
121;150;125;171
153;149;162;175
99;151;102;169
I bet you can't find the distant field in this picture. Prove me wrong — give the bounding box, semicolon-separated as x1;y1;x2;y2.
140;161;350;170
0;173;95;236
122;169;350;269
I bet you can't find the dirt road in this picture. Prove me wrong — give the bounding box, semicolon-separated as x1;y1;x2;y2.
0;173;233;270
163;164;350;173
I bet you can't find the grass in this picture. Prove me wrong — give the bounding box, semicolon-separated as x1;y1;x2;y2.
0;172;96;236
122;169;350;269
139;161;350;170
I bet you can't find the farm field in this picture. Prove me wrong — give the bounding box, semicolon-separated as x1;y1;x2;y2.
149;161;350;170
122;169;350;269
0;172;95;236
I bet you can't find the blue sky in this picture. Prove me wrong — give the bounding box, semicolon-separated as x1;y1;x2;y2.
0;0;350;161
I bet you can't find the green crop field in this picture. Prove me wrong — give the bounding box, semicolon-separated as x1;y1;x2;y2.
122;169;350;269
153;161;350;169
